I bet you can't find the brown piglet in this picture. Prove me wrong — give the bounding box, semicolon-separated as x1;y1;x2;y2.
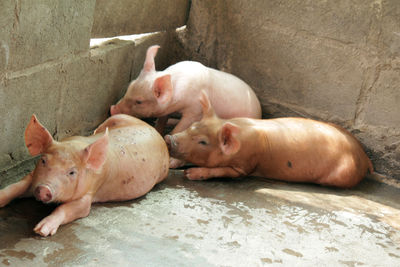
0;114;169;236
164;92;373;188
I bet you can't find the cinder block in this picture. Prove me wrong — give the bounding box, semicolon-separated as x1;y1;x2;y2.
0;0;14;73
226;0;374;47
0;62;61;167
55;40;137;139
231;29;365;122
5;0;96;71
91;0;189;37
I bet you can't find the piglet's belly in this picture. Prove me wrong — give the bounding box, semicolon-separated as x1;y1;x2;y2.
93;127;169;202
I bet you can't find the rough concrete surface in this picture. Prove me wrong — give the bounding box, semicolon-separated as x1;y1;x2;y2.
363;66;400;127
179;0;400;180
2;0;96;71
0;1;14;73
0;168;399;266
91;0;189;38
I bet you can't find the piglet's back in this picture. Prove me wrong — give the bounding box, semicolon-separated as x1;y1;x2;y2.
250;117;372;188
167;61;262;119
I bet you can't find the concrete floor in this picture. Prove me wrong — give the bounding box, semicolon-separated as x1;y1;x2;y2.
0;162;400;266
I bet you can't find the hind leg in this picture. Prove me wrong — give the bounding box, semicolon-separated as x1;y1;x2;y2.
317;157;364;188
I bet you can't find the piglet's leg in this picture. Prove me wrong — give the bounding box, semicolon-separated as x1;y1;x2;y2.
0;172;33;208
184;167;243;180
171;114;199;135
34;194;92;237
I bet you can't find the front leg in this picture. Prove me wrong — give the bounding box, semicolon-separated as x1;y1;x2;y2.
171;112;200;134
0;172;33;207
34;194;92;236
184;167;243;180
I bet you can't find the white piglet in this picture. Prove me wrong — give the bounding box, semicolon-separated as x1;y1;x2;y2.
110;45;262;167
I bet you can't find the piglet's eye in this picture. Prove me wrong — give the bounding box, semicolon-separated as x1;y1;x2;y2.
41;158;46;165
135;100;142;105
198;140;208;145
68;169;77;176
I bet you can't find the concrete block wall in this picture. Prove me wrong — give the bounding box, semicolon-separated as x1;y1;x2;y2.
176;0;400;179
0;0;188;172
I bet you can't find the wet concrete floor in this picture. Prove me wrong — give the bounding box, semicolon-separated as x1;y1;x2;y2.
0;163;400;266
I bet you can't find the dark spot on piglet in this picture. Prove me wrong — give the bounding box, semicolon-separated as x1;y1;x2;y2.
287;161;292;168
142;158;145;162
122;176;134;185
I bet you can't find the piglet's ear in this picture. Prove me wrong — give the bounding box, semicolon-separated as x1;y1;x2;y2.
143;45;160;72
154;74;173;104
219;122;241;155
25;114;53;156
199;90;216;119
82;128;109;171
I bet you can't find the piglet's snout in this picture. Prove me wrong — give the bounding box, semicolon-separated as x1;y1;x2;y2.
34;185;53;203
164;135;177;151
110;105;120;116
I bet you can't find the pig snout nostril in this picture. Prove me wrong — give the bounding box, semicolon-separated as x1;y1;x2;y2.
110;105;116;116
164;135;176;151
34;185;53;203
164;135;171;148
110;105;121;116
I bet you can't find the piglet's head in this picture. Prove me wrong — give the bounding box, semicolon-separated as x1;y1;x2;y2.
25;115;109;203
165;91;241;167
110;45;173;118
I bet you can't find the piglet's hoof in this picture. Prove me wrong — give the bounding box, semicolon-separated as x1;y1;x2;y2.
34;216;60;237
184;168;208;180
169;158;185;169
0;195;11;208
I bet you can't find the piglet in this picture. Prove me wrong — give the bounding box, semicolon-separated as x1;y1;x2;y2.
165;92;373;188
110;45;262;136
0;114;169;236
